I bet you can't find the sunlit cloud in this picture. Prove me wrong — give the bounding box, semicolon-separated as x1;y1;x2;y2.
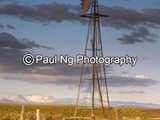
135;74;149;79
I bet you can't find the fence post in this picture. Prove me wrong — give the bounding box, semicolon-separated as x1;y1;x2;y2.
90;115;95;120
115;108;120;120
136;117;140;120
63;117;66;120
123;116;126;120
36;109;40;120
20;105;25;120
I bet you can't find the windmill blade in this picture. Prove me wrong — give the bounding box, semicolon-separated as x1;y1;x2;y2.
81;0;92;11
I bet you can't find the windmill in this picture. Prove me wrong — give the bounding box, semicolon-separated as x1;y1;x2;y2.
74;0;110;119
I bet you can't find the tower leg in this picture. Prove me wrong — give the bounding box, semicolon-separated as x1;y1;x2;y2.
91;115;95;120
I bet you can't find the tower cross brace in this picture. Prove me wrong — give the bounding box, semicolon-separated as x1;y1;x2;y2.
74;0;110;118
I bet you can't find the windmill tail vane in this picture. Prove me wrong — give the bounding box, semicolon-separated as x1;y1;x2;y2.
81;0;92;11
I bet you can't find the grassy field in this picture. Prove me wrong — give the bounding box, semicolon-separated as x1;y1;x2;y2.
0;103;160;120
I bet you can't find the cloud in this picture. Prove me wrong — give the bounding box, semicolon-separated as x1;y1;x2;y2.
100;6;160;29
100;6;159;44
6;24;15;30
0;32;54;73
135;74;149;79
0;71;158;88
0;3;159;88
108;76;157;87
112;90;146;94
0;32;54;74
0;31;157;88
121;71;129;77
0;73;79;84
0;23;4;29
0;2;82;23
0;3;159;29
118;26;158;44
0;32;85;84
0;31;112;79
0;23;16;30
0;2;159;44
0;32;28;49
21;38;54;50
0;32;54;49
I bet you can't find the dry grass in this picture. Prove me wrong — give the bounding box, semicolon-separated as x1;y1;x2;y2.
0;104;160;120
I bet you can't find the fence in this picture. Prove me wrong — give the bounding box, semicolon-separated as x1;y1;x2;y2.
20;105;41;120
20;105;160;120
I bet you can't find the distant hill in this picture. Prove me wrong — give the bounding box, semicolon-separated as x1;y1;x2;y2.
0;95;160;109
110;101;160;109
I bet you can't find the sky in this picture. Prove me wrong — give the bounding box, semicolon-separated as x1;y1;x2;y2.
0;0;160;105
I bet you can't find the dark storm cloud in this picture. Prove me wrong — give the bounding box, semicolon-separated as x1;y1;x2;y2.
6;24;15;30
21;38;54;50
107;76;158;87
0;32;112;83
67;76;157;88
0;32;27;49
0;32;112;76
0;47;27;73
0;23;16;30
0;32;54;73
0;23;4;29
0;32;54;49
0;2;159;28
0;56;158;88
1;72;157;88
0;2;82;23
0;2;159;44
118;26;158;44
0;39;157;88
0;32;112;86
0;31;157;88
100;6;160;29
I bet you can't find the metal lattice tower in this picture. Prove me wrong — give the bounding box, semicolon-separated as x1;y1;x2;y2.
74;0;110;118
